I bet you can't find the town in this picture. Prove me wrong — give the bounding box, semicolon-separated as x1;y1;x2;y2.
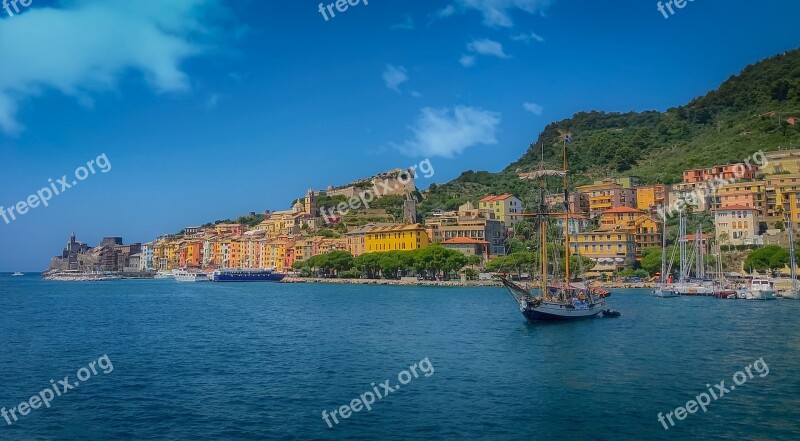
43;148;800;282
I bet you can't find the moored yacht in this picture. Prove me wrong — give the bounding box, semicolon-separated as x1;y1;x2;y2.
746;277;777;301
174;270;209;282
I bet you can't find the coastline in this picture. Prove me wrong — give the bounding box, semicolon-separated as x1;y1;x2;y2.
280;277;503;287
281;277;656;289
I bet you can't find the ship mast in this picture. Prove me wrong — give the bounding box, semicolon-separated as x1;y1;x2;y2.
563;136;571;299
518;142;568;300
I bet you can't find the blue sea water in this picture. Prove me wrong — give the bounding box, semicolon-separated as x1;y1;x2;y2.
1;275;799;440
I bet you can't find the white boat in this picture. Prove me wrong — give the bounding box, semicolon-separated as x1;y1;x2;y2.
174;270;209;282
746;277;777;301
11;272;23;277
154;271;175;279
673;283;714;295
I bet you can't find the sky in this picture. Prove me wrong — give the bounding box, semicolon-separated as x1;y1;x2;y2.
1;0;799;271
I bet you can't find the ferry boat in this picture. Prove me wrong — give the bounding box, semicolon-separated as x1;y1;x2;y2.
211;268;285;282
174;270;209;282
12;272;24;277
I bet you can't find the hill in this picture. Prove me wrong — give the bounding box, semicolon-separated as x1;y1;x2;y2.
421;48;800;216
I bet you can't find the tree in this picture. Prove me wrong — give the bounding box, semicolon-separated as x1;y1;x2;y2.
744;246;792;272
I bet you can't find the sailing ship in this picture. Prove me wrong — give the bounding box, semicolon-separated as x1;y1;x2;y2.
652;216;679;298
499;139;609;321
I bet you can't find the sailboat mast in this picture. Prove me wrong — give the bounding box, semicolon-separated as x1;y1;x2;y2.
563;138;571;290
679;213;687;282
696;226;704;279
789;215;796;288
540;184;548;296
661;216;667;286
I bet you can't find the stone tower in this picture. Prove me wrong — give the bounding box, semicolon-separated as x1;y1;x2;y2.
305;188;317;216
403;193;417;224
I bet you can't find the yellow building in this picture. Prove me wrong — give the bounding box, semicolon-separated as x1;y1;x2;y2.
782;190;800;232
765;174;800;222
478;194;522;227
763;149;800;175
365;224;430;253
570;227;637;275
635;184;670;211
598;207;660;260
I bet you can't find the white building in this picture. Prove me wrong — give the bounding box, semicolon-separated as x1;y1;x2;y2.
715;205;758;245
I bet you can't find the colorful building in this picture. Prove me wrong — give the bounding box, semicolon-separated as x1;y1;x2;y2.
570;227;637;275
575;180;636;218
478;194;523;227
636;185;670;212
598;207;660;259
365;224;430;253
714;205;759;246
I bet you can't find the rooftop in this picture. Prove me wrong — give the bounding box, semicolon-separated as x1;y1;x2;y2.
479;194;516;202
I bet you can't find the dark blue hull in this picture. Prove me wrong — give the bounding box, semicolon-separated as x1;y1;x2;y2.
212;272;286;282
523;310;598;322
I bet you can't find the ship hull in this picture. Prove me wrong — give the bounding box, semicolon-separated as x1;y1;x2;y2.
521;301;605;322
212;272;285;282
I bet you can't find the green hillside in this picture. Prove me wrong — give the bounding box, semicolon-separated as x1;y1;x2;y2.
421;48;800;217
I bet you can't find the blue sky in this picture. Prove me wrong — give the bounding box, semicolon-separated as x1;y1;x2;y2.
1;0;799;271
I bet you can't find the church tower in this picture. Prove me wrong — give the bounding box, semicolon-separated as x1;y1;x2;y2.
305;188;317;216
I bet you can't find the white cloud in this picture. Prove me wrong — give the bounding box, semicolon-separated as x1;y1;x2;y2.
523;102;543;116
511;31;545;43
394;106;501;158
205;94;220;110
0;0;229;135
383;65;409;94
466;38;511;59
436;0;553;28
390;16;415;30
459;55;477;67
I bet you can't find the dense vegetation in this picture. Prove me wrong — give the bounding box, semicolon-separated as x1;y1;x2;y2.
291;246;475;280
743;245;799;272
421;49;800;217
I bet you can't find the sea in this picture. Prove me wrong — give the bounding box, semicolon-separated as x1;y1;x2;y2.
1;274;798;440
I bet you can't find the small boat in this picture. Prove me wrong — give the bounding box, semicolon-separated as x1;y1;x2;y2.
11;272;23;277
745;277;777;301
714;289;739;299
174;270;209;282
601;309;621;318
154;271;175;279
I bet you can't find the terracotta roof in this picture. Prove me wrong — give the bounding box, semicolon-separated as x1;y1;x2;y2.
479;194;516;202
442;237;489;245
602;206;641;214
717;205;757;211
